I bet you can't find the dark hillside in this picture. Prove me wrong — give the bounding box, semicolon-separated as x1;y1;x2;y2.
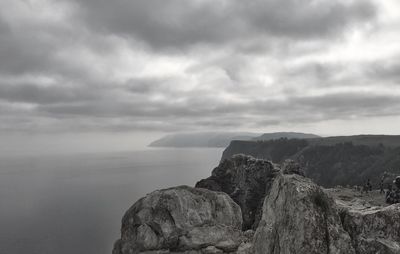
308;135;400;148
222;138;400;187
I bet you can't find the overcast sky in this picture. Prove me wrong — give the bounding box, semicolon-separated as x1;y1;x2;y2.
1;0;400;153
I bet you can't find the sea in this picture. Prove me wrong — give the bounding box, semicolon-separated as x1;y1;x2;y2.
0;148;224;254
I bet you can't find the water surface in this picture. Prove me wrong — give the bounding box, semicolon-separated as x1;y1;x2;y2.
0;148;224;254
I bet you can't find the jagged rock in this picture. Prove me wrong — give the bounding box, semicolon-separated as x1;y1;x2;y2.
196;154;279;230
112;186;243;254
281;159;305;176
338;200;400;254
253;173;355;254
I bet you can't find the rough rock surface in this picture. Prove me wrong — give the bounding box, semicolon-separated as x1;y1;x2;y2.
112;186;243;254
195;154;279;230
281;159;305;176
253;173;355;254
113;156;400;254
337;198;400;253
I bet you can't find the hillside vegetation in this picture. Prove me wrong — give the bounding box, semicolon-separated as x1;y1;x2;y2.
222;136;400;187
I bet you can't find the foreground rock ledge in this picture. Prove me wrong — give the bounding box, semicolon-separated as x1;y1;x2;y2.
113;155;400;254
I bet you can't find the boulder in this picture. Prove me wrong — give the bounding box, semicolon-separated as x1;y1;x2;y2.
253;173;355;254
338;200;400;254
112;186;243;254
196;154;279;230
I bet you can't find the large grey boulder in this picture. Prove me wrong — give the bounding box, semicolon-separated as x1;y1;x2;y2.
196;154;279;230
253;173;355;254
112;186;243;254
338;199;400;253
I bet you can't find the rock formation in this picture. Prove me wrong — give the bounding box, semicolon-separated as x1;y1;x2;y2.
221;138;400;187
196;154;279;230
112;186;244;254
253;173;355;254
337;197;400;253
113;155;400;254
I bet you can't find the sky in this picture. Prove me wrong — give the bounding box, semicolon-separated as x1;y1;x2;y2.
0;0;400;154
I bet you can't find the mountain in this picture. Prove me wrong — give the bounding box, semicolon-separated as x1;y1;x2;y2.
253;132;320;141
222;135;400;187
149;131;319;148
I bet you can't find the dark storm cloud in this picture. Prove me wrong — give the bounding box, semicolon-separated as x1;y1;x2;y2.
75;0;377;50
368;59;400;83
292;92;400;117
32;88;400;127
0;82;98;104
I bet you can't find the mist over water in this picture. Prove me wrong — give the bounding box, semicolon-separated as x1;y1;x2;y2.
0;148;224;254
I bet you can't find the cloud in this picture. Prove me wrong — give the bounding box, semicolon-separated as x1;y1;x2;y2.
0;0;399;136
368;58;400;83
0;82;98;104
75;0;377;50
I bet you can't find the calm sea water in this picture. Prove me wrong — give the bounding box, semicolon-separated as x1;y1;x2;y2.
0;148;224;254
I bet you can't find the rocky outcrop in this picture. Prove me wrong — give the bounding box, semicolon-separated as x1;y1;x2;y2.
337;199;400;253
113;156;400;254
196;154;279;230
253;173;355;254
112;186;244;254
281;159;305;176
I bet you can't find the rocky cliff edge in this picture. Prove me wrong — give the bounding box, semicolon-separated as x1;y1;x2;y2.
113;155;400;254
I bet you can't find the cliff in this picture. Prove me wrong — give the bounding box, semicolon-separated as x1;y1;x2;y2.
222;139;400;187
113;155;400;254
148;132;319;148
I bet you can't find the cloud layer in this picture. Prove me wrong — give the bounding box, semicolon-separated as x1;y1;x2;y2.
0;0;399;135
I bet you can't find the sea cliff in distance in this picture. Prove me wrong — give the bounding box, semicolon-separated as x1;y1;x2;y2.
149;132;320;148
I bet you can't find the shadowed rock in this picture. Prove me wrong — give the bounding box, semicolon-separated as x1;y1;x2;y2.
195;154;279;230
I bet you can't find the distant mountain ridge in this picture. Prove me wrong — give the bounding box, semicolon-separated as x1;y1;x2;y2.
253;132;319;141
149;132;320;147
221;135;400;187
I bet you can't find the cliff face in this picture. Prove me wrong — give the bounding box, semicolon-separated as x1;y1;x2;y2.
195;155;279;230
113;155;400;254
222;139;400;187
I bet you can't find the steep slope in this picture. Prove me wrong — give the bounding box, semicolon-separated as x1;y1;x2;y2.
222;139;400;187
